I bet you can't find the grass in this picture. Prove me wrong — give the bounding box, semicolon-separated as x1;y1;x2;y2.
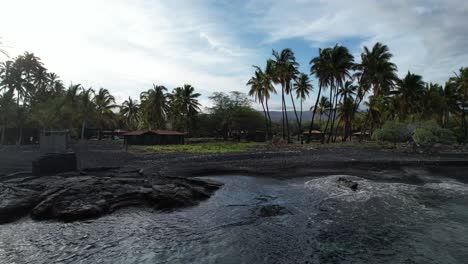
144;142;259;153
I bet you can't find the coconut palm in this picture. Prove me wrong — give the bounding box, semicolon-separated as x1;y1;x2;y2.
0;90;15;144
140;84;169;130
447;67;468;141
355;42;398;98
94;88;117;139
316;96;331;126
120;97;140;130
393;71;426;118
337;81;357;141
170;84;201;133
271;48;298;142
326;44;354;143
79;88;96;140
293;73;313;141
308;48;333;143
247;69;269;136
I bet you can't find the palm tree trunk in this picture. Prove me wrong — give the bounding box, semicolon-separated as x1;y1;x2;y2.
322;87;334;144
289;91;301;137
282;82;291;143
328;86;340;143
307;86;322;143
299;99;303;143
325;86;336;143
260;99;269;141
281;85;285;140
265;97;272;139
81;120;86;140
16;95;20;145
0;125;5;145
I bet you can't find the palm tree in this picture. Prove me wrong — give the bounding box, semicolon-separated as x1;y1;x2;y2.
170;84;201;134
140;84;169;130
355;42;398;98
79;88;96;140
293;73;313;141
94;88;117;140
338;81;357;141
316;96;331;127
271;48;298;142
393;71;426;118
308;48;333;143
326;44;354;143
0;90;15;144
120;97;140;130
447;67;468;142
247;69;269;137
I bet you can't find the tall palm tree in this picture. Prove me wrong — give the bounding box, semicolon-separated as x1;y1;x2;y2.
79;88;96;140
355;42;398;98
120;97;140;130
308;48;333;143
393;71;426;118
140;84;169;130
447;67;468;142
0;90;15;144
316;96;331;127
170;84;201;134
271;48;298;142
247;69;269;137
326;44;354;143
337;81;357;141
94;88;117;140
293;73;313;141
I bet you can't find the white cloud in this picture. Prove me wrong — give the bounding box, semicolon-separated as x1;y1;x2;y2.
0;0;254;104
1;0;466;111
247;0;468;84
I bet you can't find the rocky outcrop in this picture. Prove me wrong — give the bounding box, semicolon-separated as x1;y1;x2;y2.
337;177;358;191
0;169;222;224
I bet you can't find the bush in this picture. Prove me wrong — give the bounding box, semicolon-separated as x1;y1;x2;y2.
373;120;456;146
412;128;438;146
412;124;456;147
372;121;411;143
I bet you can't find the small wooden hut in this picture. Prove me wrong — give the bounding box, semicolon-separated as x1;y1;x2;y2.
302;130;323;141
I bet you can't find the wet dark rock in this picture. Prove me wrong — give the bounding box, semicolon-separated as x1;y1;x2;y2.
337;177;358;191
258;204;290;217
0;170;222;224
32;153;77;176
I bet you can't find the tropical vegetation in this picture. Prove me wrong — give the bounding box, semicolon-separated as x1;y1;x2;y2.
1;44;467;146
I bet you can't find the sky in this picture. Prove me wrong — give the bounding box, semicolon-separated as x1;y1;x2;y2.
0;0;467;111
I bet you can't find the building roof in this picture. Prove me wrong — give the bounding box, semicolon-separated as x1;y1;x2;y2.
113;129;129;134
302;130;323;134
152;130;186;135
121;130;155;136
122;130;185;136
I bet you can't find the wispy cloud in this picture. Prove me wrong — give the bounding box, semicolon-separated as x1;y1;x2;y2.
0;0;467;109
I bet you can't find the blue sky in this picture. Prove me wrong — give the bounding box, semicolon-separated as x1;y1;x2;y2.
1;0;467;111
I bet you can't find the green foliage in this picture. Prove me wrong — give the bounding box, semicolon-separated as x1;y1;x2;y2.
412;122;456;146
412;128;438;146
372;120;411;143
144;142;258;153
374;120;456;146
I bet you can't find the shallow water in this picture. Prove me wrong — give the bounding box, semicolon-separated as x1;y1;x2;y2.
1;174;468;264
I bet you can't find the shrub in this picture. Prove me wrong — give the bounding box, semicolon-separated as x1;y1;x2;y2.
373;120;456;146
412;123;456;147
372;121;411;143
412;128;438;146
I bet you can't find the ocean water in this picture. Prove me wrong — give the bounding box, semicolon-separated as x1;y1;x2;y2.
1;174;467;264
